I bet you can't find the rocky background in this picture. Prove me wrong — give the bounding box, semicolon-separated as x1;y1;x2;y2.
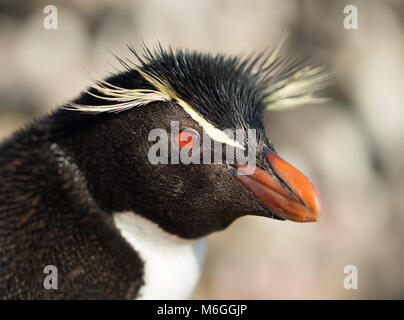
0;0;403;299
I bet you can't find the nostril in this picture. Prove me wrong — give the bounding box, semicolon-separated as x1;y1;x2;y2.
262;146;275;167
262;145;273;155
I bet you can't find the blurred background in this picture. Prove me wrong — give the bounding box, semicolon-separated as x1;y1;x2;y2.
0;0;403;299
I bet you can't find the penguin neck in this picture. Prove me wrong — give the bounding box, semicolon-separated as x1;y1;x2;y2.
113;211;207;299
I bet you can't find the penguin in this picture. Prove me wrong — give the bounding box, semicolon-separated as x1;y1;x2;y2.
0;45;327;299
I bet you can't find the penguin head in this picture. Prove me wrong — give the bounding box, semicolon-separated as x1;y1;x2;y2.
62;45;327;238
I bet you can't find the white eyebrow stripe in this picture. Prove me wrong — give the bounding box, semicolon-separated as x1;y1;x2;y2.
64;74;244;150
177;99;245;150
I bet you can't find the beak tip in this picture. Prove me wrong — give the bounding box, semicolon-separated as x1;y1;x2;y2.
295;210;321;223
306;199;321;222
312;212;321;222
311;196;322;222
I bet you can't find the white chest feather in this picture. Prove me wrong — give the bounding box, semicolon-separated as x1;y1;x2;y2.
113;212;206;300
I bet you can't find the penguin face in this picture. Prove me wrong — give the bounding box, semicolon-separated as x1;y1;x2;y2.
103;101;274;238
63;46;326;239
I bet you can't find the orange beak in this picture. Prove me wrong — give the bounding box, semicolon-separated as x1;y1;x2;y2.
236;150;321;222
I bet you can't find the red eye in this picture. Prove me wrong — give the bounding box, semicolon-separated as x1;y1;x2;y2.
176;129;198;149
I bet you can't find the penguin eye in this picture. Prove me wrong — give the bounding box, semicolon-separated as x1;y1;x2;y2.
176;129;198;149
